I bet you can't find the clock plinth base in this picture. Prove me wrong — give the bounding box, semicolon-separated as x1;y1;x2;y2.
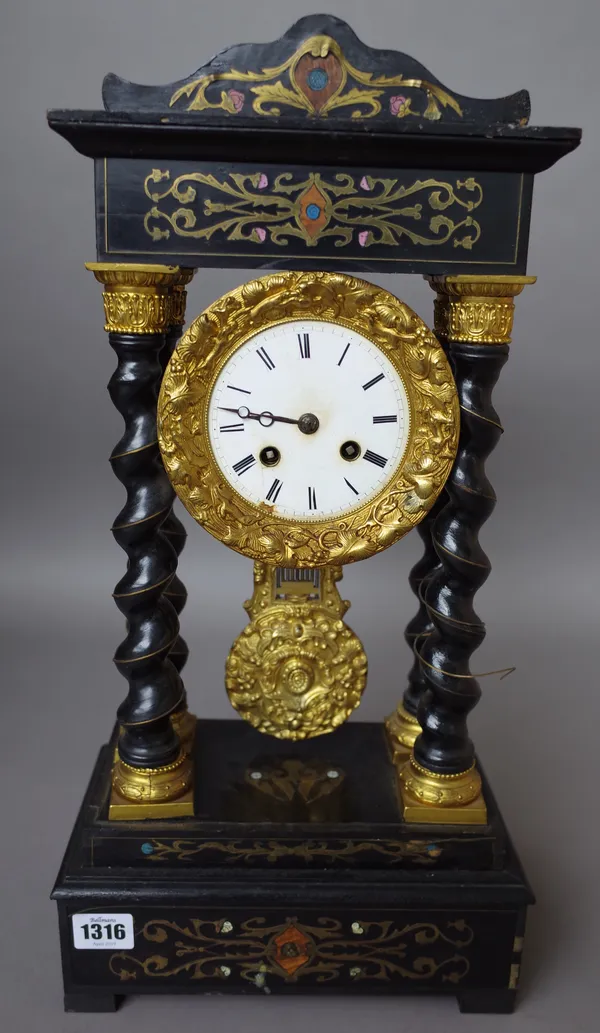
53;720;533;1014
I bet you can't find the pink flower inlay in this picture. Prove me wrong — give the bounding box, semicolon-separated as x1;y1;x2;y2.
358;230;369;247
255;227;267;242
390;94;410;118
257;173;268;190
360;176;371;191
228;88;245;113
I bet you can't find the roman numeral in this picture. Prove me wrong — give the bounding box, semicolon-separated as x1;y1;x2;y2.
257;346;275;370
338;343;351;366
344;478;359;495
228;384;251;395
363;449;388;468
298;332;310;358
362;373;385;391
232;454;256;475
308;487;317;510
266;478;283;503
220;422;244;433
373;415;398;424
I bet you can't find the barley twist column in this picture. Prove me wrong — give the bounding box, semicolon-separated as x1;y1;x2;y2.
160;270;198;751
399;275;535;824
87;263;194;819
385;497;445;756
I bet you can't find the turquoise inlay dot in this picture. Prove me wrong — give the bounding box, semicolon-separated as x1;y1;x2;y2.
306;203;321;221
141;842;154;855
307;68;329;91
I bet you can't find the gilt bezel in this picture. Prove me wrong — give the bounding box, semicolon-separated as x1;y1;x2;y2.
158;271;459;567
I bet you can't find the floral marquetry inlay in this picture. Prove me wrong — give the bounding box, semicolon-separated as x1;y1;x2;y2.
169;34;463;122
144;169;483;252
108;916;475;985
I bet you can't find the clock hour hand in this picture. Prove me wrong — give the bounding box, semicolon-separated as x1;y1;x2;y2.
218;406;298;427
219;407;319;434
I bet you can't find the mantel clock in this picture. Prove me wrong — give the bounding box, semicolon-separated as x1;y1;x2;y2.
48;14;580;1015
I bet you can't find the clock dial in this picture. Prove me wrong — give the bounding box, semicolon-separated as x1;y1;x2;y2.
208;319;410;522
158;270;459;568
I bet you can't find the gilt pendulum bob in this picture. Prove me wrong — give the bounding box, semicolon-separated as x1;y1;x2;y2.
47;11;580;1016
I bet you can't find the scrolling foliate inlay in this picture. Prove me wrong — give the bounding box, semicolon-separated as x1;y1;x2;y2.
144;169;483;251
109;916;474;984
169;34;463;122
137;837;444;865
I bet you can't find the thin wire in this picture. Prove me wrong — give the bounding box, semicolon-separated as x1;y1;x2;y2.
412;632;516;682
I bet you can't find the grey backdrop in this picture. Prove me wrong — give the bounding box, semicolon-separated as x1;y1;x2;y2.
1;0;598;1030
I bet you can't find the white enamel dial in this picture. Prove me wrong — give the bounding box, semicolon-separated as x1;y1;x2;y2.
208;319;410;522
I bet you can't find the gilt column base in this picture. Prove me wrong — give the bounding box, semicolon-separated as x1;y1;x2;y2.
398;755;487;825
385;703;421;756
170;707;198;754
109;751;194;820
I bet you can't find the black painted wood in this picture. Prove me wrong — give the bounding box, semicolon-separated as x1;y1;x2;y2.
96;158;532;273
403;496;445;719
415;344;508;775
49;110;580;173
52;721;533;1014
160;325;189;680
101;15;531;127
458;990;517;1014
64;994;121;1013
82;721;504;872
47;13;580;277
108;330;183;768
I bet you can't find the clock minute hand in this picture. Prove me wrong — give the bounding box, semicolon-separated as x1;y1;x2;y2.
218;406;299;427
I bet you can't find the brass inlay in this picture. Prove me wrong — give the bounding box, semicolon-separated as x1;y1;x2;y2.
111;505;171;530
113;634;178;664
135;837;477;865
144;170;483;252
112;573;173;598
110;439;160;460
244;758;345;802
509;963;520;989
106;158;524;266
158;271;459;568
108;916;474;984
169;34;463;122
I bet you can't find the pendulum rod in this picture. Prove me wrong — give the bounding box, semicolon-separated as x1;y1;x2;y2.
86;263;194;818
399;275;535;824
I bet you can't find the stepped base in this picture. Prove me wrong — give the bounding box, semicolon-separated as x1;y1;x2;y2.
52;719;533;1014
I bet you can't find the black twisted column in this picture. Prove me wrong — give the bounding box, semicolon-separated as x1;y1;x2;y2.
160;270;198;752
387;318;451;757
399;275;535;823
87;263;194;819
385;496;445;756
